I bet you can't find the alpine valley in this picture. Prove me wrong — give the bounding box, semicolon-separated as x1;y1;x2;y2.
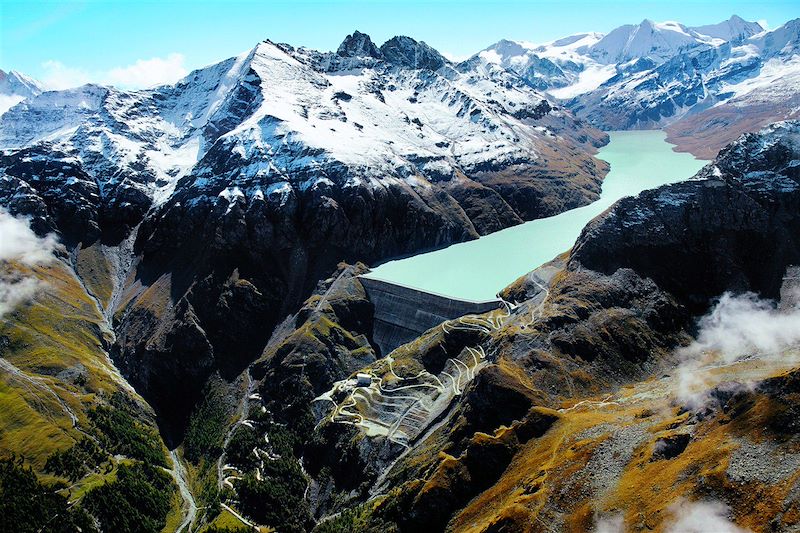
1;12;800;533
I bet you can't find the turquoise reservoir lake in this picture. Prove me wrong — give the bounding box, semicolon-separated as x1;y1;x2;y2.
363;131;708;302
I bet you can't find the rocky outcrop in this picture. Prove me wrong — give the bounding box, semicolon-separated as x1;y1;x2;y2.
571;121;800;312
0;147;151;246
337;30;382;58
379;36;446;70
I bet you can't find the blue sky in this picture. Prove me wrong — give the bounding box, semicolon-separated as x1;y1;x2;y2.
1;0;797;89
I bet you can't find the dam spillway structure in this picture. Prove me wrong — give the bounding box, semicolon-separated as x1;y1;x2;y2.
358;276;503;356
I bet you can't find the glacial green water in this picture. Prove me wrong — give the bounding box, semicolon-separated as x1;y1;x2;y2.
363;130;708;302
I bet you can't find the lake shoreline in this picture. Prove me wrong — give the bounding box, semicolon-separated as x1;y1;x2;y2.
364;130;708;301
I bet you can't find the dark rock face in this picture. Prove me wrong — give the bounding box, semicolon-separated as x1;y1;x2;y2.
113;290;215;444
380;36;447;70
337;30;382;58
571;121;800;312
520;55;571;91
0;148;151;246
252;263;378;402
758;368;800;435
652;433;691;460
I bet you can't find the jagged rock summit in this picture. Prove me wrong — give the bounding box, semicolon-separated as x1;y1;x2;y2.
337;30;382;58
336;30;448;70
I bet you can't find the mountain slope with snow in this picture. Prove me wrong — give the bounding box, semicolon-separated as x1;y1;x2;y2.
568;17;798;131
475;16;753;98
585;19;716;64
0;34;605;222
473;15;797;155
691;14;765;41
0;69;44;116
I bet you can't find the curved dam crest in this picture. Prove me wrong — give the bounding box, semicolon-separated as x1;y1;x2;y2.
359;277;502;355
361;131;708;353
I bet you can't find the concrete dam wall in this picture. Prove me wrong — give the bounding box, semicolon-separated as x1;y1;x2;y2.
359;277;502;355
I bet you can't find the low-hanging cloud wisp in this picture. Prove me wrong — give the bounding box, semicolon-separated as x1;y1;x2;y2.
0;208;59;318
41;53;188;90
673;290;800;408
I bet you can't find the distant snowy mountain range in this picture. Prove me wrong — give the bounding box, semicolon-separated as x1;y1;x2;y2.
474;15;799;155
479;15;765;97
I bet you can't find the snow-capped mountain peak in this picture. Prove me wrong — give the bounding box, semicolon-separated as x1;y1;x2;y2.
0;69;45;96
337;30;382;58
585;18;708;64
690;14;764;42
0;69;45;116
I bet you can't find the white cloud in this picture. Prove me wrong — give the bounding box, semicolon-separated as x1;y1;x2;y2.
0;209;59;265
0;95;25;117
665;500;750;533
673;291;800;408
441;51;470;63
105;53;187;88
0;276;44;318
41;53;188;90
478;49;503;64
594;513;624;533
0;208;59;318
40;60;92;91
758;19;769;31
